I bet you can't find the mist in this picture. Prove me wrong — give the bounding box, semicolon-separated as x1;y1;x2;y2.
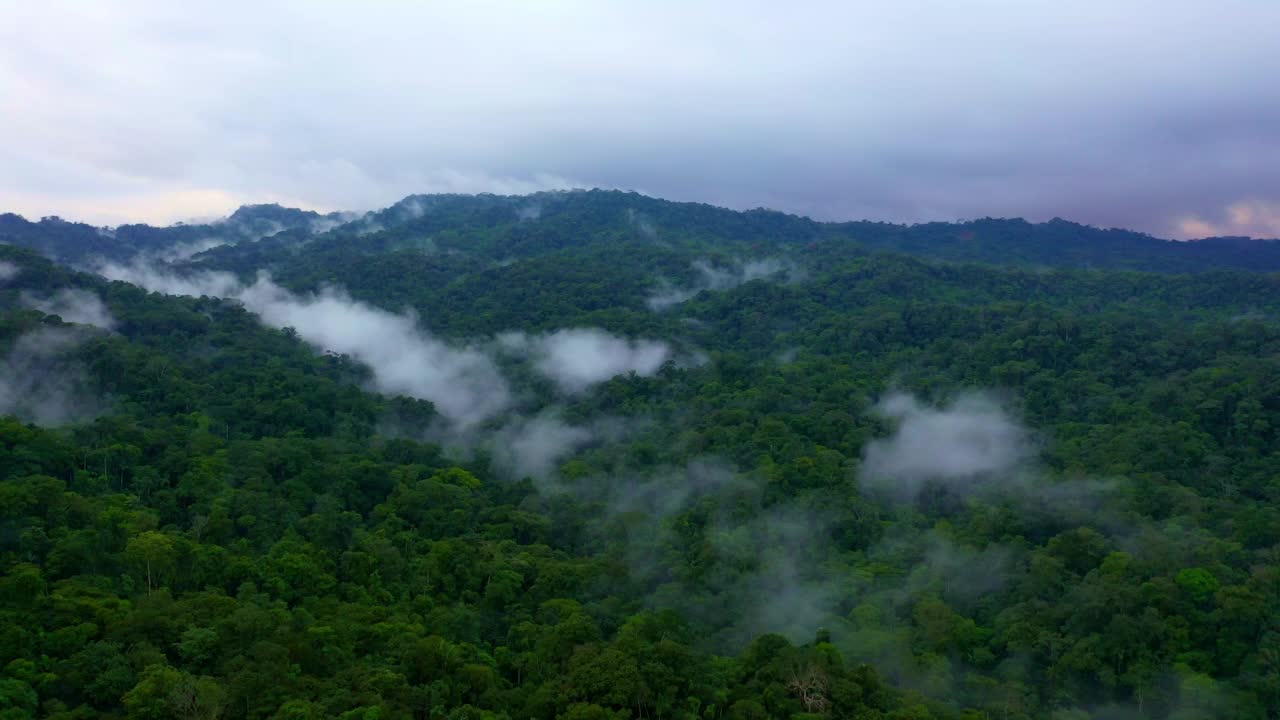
567;458;855;649
516;202;542;221
144;237;230;263
860;392;1036;500
94;261;243;298
246;279;512;428
307;216;349;234
0;326;104;425
497;328;671;394
647;257;799;310
397;197;427;221
97;262;512;428
487;410;595;481
0;260;17;283
20;288;117;329
94;261;683;428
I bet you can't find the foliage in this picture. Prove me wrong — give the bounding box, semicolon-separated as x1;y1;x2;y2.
2;192;1280;718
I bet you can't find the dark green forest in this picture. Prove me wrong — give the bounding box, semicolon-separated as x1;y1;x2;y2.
2;191;1279;719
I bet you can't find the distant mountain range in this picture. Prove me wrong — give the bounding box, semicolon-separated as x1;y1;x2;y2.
3;189;1279;273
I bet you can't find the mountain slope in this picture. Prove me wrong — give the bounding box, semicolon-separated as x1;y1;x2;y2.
3;193;1280;718
0;204;349;264
6;190;1280;273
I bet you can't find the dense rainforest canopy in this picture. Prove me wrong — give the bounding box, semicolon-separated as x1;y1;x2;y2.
2;191;1279;719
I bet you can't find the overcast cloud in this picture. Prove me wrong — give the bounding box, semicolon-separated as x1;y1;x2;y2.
2;1;1278;238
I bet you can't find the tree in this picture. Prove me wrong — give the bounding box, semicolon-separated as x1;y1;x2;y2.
125;530;177;593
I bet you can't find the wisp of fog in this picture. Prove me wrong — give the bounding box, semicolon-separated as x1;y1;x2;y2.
20;288;117;330
497;328;671;394
860;392;1035;499
97;262;512;428
0;326;104;425
97;261;678;435
647;257;798;310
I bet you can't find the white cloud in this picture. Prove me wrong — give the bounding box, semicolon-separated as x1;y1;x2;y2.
499;327;671;393
144;237;230;263
96;258;683;426
97;262;511;428
1177;199;1280;239
21;288;116;329
860;392;1034;498
647;257;799;310
0;327;104;425
2;2;1278;235
487;410;595;480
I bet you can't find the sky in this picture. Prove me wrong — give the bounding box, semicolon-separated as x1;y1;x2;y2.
2;1;1278;239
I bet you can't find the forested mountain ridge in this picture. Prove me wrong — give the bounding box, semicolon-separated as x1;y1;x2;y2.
0;204;349;265
5;190;1280;274
2;188;1280;719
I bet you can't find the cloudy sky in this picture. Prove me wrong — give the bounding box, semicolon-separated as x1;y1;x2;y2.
2;1;1278;238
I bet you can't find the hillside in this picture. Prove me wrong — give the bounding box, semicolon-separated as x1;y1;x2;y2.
5;190;1280;275
0;204;349;265
2;193;1280;719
